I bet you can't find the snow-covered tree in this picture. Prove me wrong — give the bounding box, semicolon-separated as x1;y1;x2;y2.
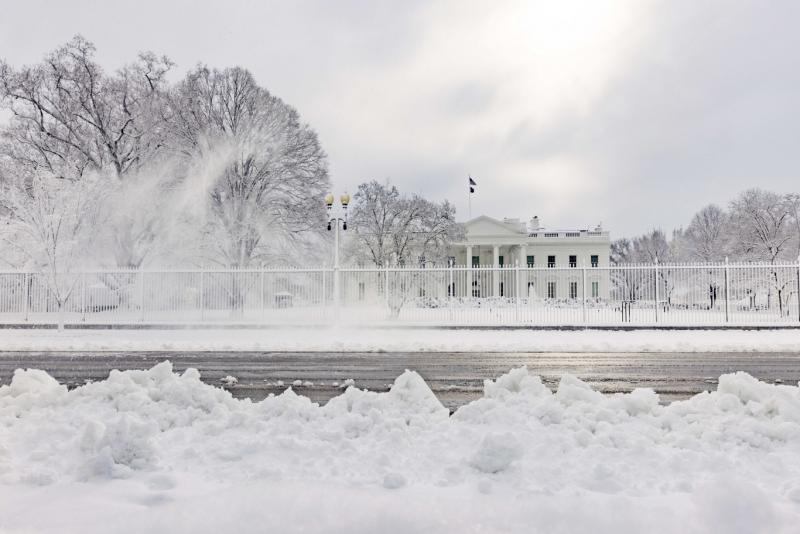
683;204;730;262
165;66;329;269
786;193;800;259
0;170;103;328
346;180;462;317
0;36;173;267
0;35;172;180
347;180;462;267
729;189;796;314
728;189;793;263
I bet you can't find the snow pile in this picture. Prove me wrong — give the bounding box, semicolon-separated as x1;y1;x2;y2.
1;363;800;533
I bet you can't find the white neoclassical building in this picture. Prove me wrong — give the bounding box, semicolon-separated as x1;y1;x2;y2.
449;215;611;299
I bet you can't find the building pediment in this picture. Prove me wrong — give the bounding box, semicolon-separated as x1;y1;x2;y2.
465;215;526;238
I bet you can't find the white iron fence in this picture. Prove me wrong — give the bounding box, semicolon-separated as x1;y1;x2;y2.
0;262;799;326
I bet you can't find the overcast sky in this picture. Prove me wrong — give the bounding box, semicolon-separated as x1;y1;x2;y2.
1;0;798;237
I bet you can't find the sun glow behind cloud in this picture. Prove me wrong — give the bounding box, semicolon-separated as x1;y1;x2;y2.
312;0;650;226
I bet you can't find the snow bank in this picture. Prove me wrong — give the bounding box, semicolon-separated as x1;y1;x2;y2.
1;363;800;533
1;326;800;352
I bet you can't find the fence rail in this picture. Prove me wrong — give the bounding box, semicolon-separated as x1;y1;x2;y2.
1;261;799;327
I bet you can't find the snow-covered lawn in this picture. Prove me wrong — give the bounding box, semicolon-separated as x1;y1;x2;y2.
1;362;799;533
0;327;799;353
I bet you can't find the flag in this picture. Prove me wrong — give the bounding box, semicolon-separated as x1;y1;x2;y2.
469;176;476;193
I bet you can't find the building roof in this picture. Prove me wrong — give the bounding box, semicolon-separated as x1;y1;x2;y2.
456;215;609;245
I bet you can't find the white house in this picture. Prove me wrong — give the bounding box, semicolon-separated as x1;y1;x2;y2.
449;215;611;299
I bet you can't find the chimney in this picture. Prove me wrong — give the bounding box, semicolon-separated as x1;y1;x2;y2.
528;216;540;231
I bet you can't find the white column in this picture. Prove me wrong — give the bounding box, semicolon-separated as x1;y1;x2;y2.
493;245;500;296
517;244;527;297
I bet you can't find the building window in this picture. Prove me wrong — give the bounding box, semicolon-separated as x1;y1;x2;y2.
472;256;480;267
358;282;366;301
499;255;504;267
591;255;599;268
548;255;556;268
447;256;456;267
547;281;556;299
526;255;534;267
569;281;578;299
569;255;577;267
592;281;599;298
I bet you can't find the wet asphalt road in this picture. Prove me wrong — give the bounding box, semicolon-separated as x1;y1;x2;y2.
1;351;799;410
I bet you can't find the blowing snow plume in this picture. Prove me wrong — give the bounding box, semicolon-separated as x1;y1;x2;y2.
0;37;330;273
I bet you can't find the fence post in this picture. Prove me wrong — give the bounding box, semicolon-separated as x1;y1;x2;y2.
199;267;205;322
23;272;29;322
81;272;86;322
582;261;587;325
384;265;390;316
514;262;520;324
654;259;659;324
260;269;266;320
321;268;327;318
449;262;454;323
334;265;341;313
796;255;800;323
139;269;145;322
724;257;730;323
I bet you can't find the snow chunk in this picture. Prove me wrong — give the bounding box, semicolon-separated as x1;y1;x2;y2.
220;376;238;386
556;374;604;405
469;433;523;473
482;366;550;399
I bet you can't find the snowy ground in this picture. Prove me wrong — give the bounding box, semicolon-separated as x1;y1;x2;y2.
1;362;800;533
0;326;799;352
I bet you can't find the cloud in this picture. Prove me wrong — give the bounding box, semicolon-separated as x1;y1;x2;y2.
1;0;798;238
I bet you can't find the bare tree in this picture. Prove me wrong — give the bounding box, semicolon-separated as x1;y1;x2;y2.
683;204;730;262
786;193;800;259
167;66;329;270
348;180;462;267
0;36;172;180
729;189;793;262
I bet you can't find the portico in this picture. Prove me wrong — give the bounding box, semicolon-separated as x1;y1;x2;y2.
450;215;612;299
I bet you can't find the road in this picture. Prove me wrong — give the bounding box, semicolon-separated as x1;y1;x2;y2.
1;351;799;410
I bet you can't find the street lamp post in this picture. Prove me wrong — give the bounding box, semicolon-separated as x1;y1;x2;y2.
325;193;350;308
